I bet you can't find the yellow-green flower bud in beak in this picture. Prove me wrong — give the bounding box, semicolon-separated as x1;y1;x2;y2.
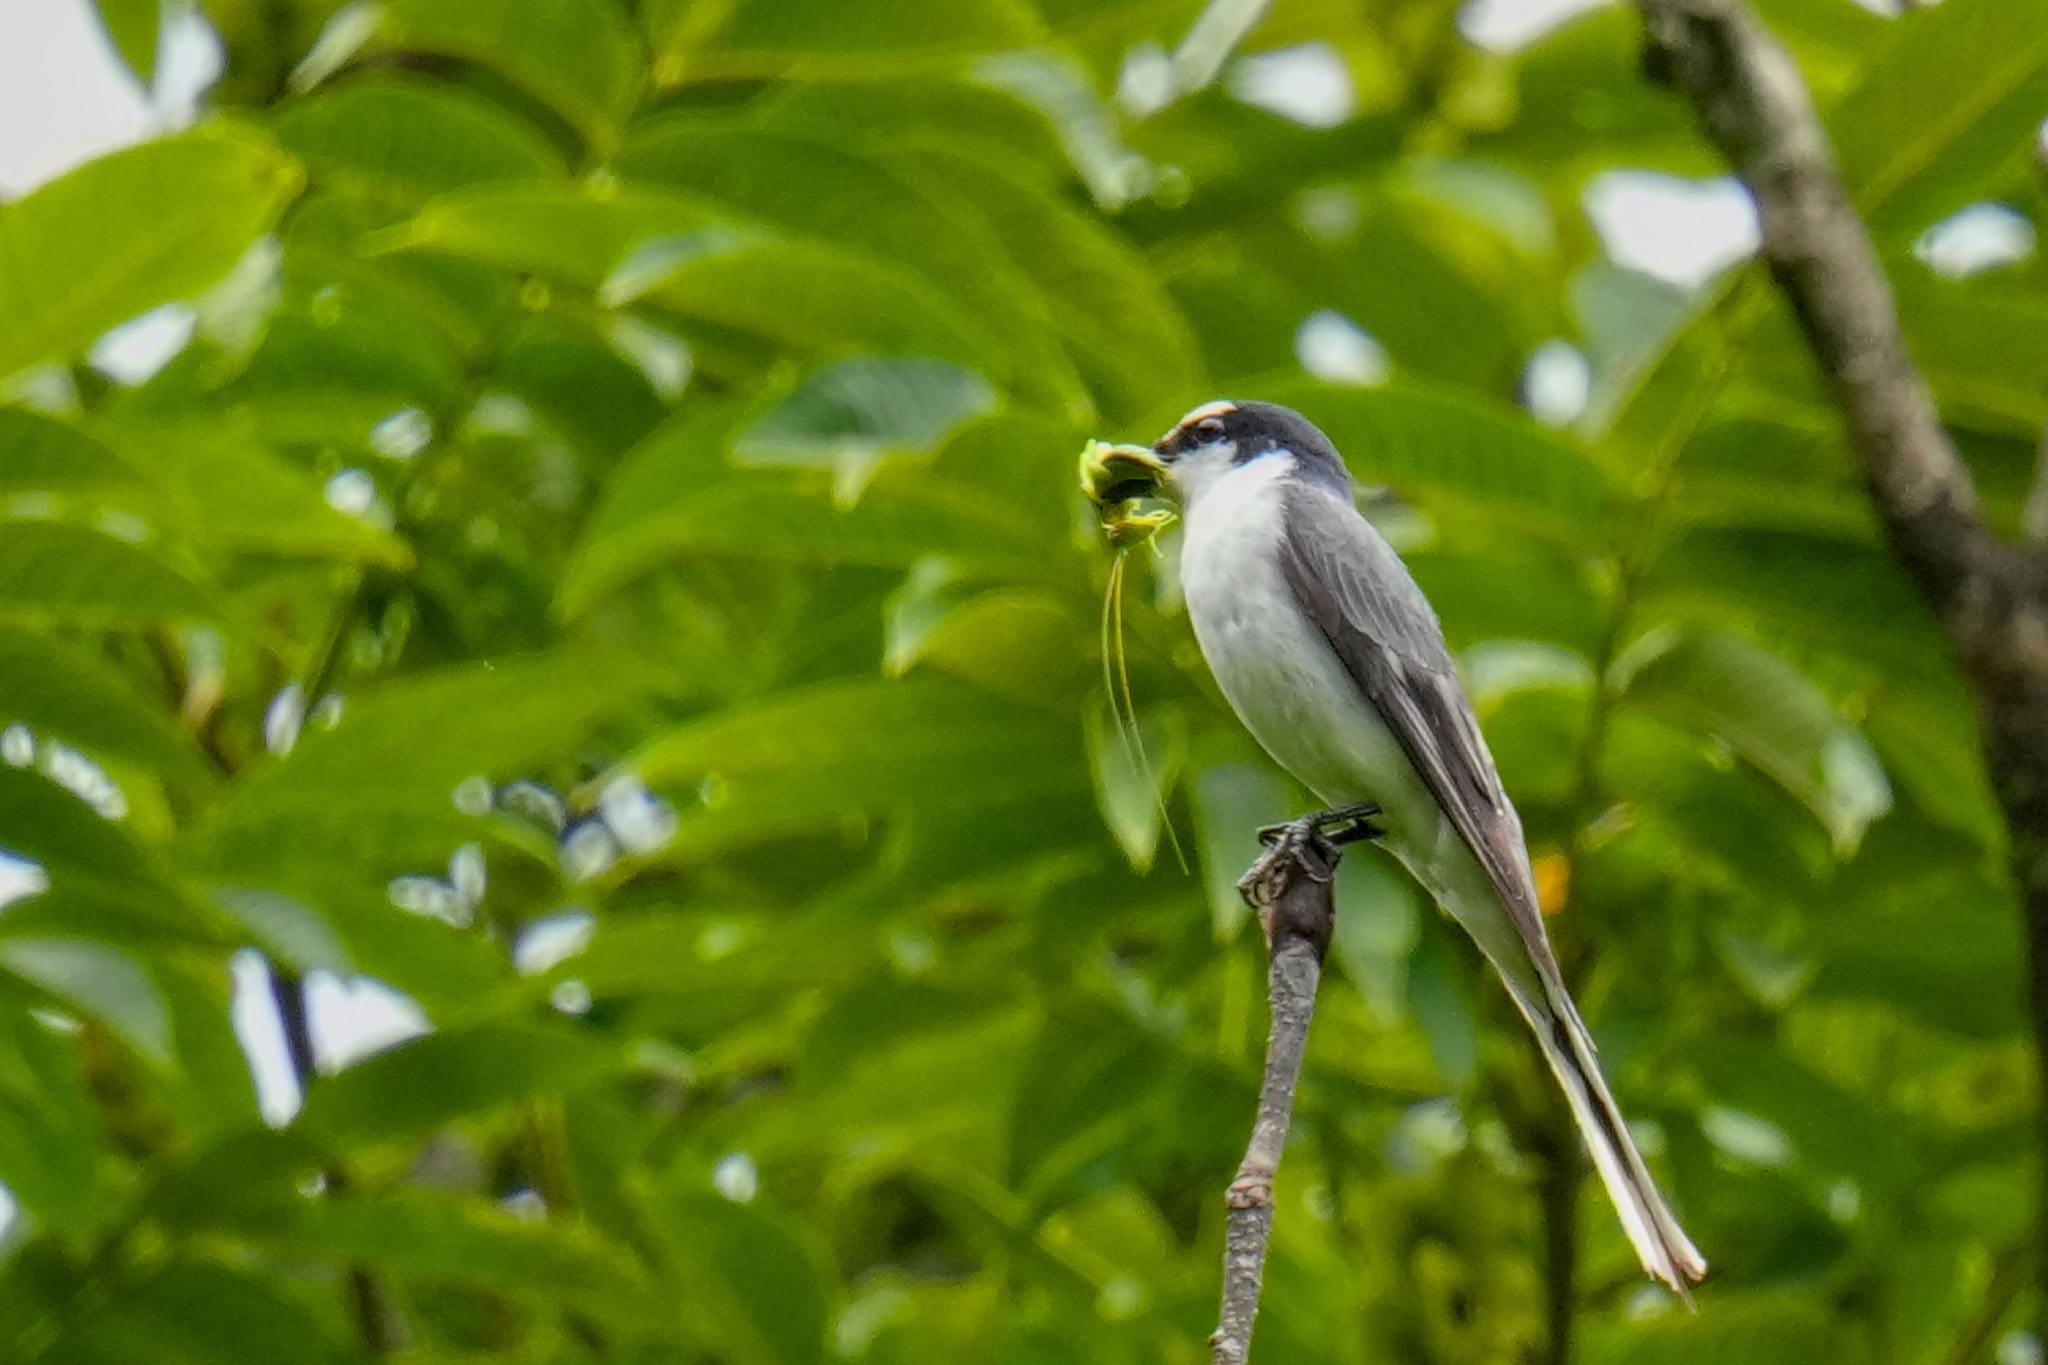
1079;440;1173;546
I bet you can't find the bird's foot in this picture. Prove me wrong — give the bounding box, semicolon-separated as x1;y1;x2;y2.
1235;803;1381;908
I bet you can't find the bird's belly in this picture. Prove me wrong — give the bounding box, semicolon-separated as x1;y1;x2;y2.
1180;523;1441;853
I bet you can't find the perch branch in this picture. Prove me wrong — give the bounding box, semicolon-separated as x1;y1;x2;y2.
1211;821;1345;1365
1633;0;2048;1336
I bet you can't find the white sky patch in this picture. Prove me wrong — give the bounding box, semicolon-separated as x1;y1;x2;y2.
1228;43;1354;128
712;1151;760;1203
1998;1330;2045;1365
89;304;196;384
514;910;597;975
229;955;436;1127
1117;42;1176;118
1524;340;1592;426
0;853;48;909
1296;309;1390;386
1461;0;1609;51
324;468;380;519
306;971;431;1071
1585;171;1761;290
1916;202;2037;278
229;949;302;1125
0;0;219;198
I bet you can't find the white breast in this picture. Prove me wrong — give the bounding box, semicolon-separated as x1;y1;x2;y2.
1176;457;1440;849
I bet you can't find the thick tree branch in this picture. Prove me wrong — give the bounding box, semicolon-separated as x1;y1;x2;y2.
1636;0;2019;645
1212;823;1344;1365
1633;0;2048;1337
1632;0;2048;676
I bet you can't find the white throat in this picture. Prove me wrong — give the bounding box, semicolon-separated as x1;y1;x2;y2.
1171;445;1290;513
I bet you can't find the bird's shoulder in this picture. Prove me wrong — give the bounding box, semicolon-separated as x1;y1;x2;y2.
1277;482;1452;676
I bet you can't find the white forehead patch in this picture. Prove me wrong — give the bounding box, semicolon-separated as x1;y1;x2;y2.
1175;400;1237;430
1160;400;1238;447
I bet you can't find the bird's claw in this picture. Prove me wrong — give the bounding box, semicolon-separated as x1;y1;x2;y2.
1236;803;1384;910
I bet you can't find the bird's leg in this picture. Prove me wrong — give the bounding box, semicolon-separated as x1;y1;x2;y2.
1251;801;1385;855
1236;802;1383;913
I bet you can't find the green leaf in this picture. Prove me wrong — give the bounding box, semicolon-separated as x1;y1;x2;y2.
272;73;567;196
0;125;301;379
651;1190;833;1365
1190;759;1294;939
188;653;640;882
1829;0;2048;237
1260;381;1615;541
1083;696;1184;873
273;1194;659;1320
889;149;1202;420
1893;268;2048;433
384;182;732;285
93;416;411;567
0;939;170;1063
1579;1291;1847;1365
368;0;643;148
0;630;207;780
41;1262;356;1365
648;0;1041;84
0;408;147;500
1328;845;1424;1021
886;578;1089;708
1617;628;1892;852
627;677;1082;858
1406;544;1606;656
1406;916;1480;1088
1672;414;1873;539
1812;859;2021;1036
391;184;1003;371
1640;526;1953;692
1692;1040;1914;1191
297;1021;622;1145
91;0;163;86
0;756;180;910
734;357;997;501
208;888;353;976
0;521;218;627
633;676;1073;795
0;1007;113;1236
559;411;1056;613
621;232;1008;373
1750;0;1888;96
618;116;1089;414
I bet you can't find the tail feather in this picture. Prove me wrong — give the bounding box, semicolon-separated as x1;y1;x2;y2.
1518;988;1706;1299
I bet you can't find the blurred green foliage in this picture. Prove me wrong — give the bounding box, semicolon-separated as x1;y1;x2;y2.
0;0;2043;1360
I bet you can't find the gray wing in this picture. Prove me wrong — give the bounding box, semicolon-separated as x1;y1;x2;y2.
1276;484;1557;967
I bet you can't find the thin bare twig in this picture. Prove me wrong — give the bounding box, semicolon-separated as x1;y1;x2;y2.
1212;823;1344;1365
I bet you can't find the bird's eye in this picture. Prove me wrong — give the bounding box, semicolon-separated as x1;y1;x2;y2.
1194;416;1227;440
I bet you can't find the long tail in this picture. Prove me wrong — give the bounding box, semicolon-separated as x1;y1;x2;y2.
1515;983;1707;1300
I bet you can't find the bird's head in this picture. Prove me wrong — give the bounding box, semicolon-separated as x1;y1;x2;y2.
1080;400;1349;540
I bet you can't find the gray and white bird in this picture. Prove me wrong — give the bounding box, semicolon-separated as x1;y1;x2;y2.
1085;399;1706;1295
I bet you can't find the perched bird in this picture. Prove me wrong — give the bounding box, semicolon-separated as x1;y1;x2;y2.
1082;400;1706;1295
